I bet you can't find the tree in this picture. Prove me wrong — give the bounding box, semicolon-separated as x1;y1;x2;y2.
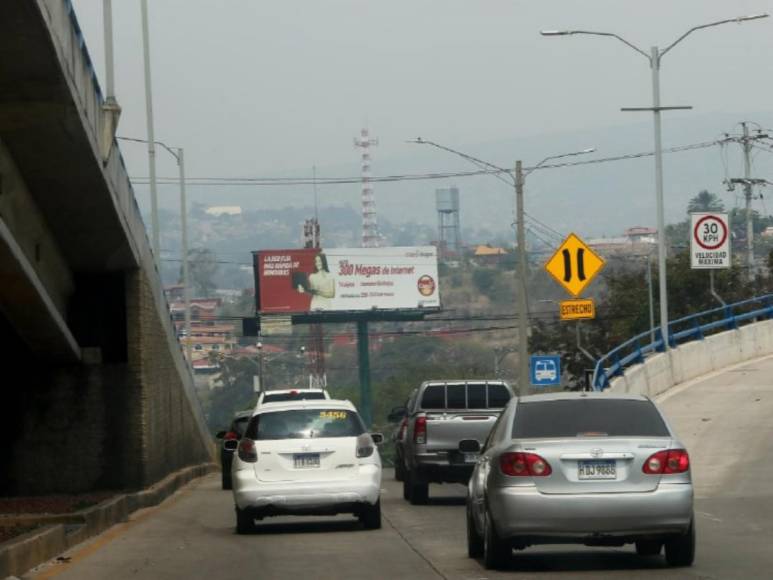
687;190;724;214
186;248;218;297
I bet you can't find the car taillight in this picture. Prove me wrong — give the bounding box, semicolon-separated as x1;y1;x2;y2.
224;431;239;441
356;434;375;458
414;416;427;444
643;449;690;474
398;418;408;440
499;452;552;477
237;438;257;463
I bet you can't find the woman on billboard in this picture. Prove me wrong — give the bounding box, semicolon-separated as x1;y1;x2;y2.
297;252;335;310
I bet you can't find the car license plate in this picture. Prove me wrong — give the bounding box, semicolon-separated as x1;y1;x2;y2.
293;453;320;469
578;460;616;480
463;453;478;464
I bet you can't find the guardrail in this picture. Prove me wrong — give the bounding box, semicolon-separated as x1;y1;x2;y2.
592;294;773;390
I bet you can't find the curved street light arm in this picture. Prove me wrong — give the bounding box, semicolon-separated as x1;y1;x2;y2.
408;137;512;183
542;30;650;61
118;135;181;163
660;14;769;59
523;148;596;178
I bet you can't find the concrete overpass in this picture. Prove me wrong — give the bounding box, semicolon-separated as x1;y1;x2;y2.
0;0;211;495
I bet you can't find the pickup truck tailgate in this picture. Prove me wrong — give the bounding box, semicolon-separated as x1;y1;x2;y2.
424;412;499;451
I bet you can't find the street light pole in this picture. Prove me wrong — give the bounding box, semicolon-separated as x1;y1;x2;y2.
541;13;769;351
117;136;191;367
140;0;160;269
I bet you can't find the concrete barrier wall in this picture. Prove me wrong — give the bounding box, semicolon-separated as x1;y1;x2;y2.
608;319;773;396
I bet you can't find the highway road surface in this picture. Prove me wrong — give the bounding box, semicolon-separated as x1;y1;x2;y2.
29;354;773;580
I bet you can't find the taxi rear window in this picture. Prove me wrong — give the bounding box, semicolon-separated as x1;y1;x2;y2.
246;409;365;440
262;392;326;403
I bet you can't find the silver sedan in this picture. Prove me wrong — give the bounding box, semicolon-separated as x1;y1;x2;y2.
466;392;694;569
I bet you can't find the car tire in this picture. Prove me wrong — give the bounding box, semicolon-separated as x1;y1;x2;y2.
394;457;406;482
408;478;429;505
402;477;411;500
235;506;254;534
466;502;484;558
635;539;662;557
483;508;510;570
358;500;382;530
665;519;695;567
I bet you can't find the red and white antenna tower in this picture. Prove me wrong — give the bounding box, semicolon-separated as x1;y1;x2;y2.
354;128;380;247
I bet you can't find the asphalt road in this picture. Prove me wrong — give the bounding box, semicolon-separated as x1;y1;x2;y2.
29;354;773;580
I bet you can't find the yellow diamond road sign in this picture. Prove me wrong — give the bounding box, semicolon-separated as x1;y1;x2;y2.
544;233;605;297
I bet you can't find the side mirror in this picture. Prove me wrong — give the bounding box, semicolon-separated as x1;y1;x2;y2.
370;433;384;445
387;406;407;423
215;430;226;439
459;439;481;453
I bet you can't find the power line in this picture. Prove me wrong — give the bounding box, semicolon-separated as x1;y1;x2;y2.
129;139;720;187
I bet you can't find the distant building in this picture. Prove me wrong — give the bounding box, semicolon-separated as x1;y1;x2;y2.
761;226;773;239
587;226;657;256
472;244;509;265
205;205;242;217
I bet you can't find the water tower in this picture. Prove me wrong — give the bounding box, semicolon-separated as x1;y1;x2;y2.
436;187;461;259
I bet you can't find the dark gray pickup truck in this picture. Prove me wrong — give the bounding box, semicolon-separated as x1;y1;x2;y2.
393;380;514;504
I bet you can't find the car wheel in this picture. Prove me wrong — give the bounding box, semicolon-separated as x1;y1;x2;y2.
358;500;382;530
483;508;510;570
409;479;429;505
394;457;406;482
466;502;484;558
635;539;662;557
402;477;411;500
665;519;695;567
235;506;254;534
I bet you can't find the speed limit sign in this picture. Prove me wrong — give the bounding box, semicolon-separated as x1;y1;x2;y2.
690;212;730;269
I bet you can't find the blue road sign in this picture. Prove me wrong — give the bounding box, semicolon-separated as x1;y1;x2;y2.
530;355;561;387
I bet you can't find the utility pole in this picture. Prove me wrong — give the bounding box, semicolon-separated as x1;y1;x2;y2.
742;122;754;278
724;122;769;280
515;161;530;396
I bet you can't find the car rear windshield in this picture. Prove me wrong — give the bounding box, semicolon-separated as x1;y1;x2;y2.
420;383;512;410
245;409;366;440
511;399;670;438
262;392;326;403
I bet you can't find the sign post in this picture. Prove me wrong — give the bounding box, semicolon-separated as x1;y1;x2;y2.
690;213;730;269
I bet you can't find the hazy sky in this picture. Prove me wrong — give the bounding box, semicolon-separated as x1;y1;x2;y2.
70;0;773;236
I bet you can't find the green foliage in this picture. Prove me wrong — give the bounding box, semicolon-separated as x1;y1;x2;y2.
687;190;724;214
186;248;218;297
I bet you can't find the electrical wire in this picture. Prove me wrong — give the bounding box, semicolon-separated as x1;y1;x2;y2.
129;140;720;187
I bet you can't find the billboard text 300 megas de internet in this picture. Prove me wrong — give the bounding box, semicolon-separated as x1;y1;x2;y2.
253;246;440;313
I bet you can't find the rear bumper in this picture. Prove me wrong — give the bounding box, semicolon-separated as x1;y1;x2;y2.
411;451;475;483
488;482;693;540
232;465;381;513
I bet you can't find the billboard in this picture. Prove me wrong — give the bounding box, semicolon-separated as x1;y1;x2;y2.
254;246;440;314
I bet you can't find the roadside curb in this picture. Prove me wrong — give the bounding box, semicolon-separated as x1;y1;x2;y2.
0;462;216;578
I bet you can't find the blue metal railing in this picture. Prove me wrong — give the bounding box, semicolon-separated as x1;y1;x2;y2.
592;294;773;390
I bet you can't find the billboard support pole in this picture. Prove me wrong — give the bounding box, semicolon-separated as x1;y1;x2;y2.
357;319;373;428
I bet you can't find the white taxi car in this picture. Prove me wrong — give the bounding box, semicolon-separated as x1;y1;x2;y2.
232;399;383;533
